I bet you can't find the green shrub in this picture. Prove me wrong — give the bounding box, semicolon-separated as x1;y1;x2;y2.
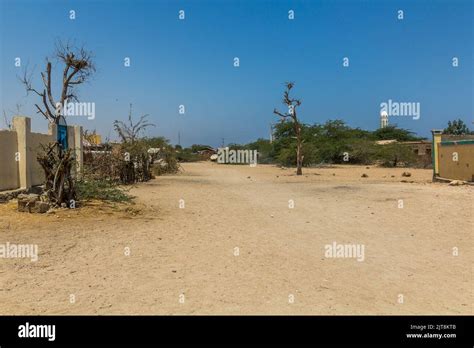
76;179;132;202
153;149;181;175
347;139;378;164
119;140;153;183
176;148;202;162
375;143;417;167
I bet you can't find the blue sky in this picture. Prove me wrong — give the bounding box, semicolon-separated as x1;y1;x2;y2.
1;0;472;146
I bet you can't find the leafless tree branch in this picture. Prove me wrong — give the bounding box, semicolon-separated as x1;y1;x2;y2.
273;82;304;175
18;39;95;124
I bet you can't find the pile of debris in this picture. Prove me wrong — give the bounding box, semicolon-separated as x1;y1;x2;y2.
448;180;468;186
17;194;50;214
0;188;28;203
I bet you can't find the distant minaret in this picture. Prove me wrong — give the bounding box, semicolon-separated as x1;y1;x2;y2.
269;123;274;143
380;111;389;128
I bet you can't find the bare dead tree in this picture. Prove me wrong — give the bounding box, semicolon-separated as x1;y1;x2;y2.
17;41;95;207
3;102;23;130
14;102;23;115
113;103;155;143
19;40;95;124
2;110;11;130
112;103;155;184
273;82;304;175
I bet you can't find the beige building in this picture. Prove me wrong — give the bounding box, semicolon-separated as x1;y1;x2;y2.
375;139;432;167
432;131;474;182
0;116;83;191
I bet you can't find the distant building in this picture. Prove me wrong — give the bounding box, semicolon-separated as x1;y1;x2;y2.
380;111;389;129
375;139;397;145
375;139;432;167
400;140;432;157
83;133;102;146
196;146;217;159
431;131;474;182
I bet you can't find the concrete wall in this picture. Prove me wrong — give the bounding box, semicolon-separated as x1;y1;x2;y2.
442;134;474;141
437;141;474;182
0;130;19;190
29;131;55;186
0;116;83;191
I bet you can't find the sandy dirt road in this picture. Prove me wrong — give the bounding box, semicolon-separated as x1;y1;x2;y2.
0;162;472;314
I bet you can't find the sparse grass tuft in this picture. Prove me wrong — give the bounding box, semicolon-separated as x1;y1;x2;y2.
76;179;132;202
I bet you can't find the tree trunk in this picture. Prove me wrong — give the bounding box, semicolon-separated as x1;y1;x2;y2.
296;146;302;175
295;123;303;175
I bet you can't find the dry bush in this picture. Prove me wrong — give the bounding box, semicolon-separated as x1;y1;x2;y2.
84;141;154;184
37;143;77;207
153;148;181;176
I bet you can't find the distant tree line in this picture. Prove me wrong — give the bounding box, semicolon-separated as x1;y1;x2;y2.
443;119;472;135
206;121;423;168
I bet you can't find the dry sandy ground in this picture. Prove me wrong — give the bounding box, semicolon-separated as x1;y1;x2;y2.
0;162;472;315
